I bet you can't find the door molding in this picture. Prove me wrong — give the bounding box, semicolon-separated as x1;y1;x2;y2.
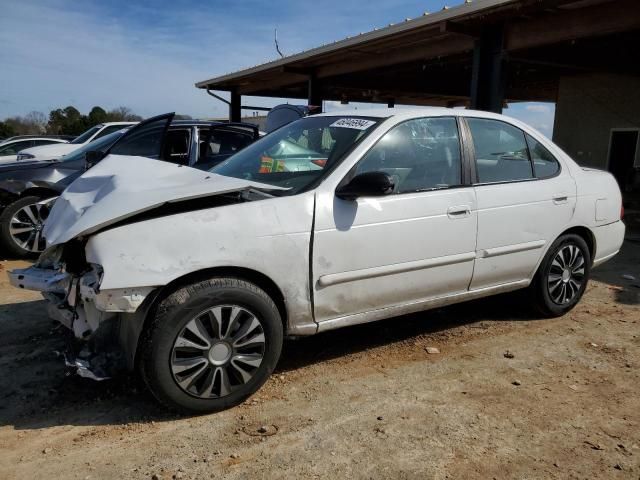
317;279;529;332
479;239;546;258
317;251;476;287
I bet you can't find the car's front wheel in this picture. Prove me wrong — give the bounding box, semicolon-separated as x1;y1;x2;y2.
139;277;283;414
531;233;592;317
0;195;54;257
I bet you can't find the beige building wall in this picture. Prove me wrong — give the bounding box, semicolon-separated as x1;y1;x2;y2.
553;73;640;169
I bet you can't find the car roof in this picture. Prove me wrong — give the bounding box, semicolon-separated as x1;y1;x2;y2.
315;106;512;121
170;120;220;126
169;120;258;129
1;137;68;143
97;122;138;127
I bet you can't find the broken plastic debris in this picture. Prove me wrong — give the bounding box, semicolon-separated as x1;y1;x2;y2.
64;355;110;381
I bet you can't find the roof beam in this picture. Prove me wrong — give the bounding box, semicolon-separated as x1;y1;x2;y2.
505;0;640;51
316;35;473;78
235;35;473;95
439;20;481;38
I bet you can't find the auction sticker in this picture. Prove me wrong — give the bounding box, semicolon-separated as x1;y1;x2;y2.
330;118;377;130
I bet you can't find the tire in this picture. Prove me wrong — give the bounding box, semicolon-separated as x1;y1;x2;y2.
139;277;283;414
530;233;591;317
0;195;50;258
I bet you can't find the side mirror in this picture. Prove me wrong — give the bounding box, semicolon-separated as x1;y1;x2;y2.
336;171;395;200
85;150;106;169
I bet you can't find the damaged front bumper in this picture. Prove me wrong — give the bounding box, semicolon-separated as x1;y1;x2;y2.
9;264;157;378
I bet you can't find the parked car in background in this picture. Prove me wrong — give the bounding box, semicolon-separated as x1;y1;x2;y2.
0;137;69;163
9;108;625;413
2;134;75;142
0;115;259;256
15;122;137;161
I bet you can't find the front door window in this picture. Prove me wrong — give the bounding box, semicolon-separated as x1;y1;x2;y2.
354;117;462;192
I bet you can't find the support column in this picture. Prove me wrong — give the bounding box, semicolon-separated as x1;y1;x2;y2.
470;24;506;113
308;75;322;113
229;90;241;122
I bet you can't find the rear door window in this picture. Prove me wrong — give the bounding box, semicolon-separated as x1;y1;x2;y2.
195;128;255;170
162;129;191;165
467;118;533;183
31;139;57;147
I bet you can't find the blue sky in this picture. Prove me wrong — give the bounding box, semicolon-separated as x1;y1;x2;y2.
0;0;554;136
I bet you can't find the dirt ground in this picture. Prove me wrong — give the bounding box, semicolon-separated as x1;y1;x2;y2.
0;238;638;480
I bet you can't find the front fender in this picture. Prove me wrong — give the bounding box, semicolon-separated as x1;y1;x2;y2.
0;180;64;208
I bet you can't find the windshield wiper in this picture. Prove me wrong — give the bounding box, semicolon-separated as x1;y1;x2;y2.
241;187;288;200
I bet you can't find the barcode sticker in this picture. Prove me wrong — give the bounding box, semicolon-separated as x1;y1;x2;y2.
330;118;377;130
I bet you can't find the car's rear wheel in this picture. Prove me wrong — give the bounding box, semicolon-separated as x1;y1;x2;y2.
139;277;283;414
0;195;53;257
531;233;591;317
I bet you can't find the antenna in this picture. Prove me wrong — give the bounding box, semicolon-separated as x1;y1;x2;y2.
275;28;284;58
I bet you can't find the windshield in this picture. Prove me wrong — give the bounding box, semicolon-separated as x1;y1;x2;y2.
211;116;381;194
70;126;101;144
60;129;126;162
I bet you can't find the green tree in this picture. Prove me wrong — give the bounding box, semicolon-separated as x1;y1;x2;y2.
106;106;143;122
3;113;45;135
88;106;108;125
47;106;88;135
3;105;143;136
0;122;16;138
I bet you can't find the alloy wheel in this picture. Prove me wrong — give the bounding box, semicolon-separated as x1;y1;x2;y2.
171;305;266;399
9;201;50;253
547;244;585;305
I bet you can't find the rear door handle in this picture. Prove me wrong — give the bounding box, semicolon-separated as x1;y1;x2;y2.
553;195;568;204
447;205;471;218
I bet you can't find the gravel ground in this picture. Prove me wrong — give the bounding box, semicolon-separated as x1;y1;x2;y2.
0;238;638;479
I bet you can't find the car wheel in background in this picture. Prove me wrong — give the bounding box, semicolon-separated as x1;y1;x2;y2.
140;277;283;414
0;196;53;258
530;233;592;317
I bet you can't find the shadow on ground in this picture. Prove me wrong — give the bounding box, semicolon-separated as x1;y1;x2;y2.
0;290;533;431
590;238;640;305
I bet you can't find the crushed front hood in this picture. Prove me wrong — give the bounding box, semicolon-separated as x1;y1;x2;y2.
43;155;285;246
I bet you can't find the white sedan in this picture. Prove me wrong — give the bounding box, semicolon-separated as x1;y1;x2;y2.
9;108;625;413
15;121;136;161
0;137;68;162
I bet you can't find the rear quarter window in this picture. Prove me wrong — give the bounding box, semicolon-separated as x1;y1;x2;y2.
526;133;560;178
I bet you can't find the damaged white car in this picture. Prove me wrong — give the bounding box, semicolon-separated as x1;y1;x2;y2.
9;109;625;413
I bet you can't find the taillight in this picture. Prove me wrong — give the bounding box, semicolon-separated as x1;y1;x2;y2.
621;204;625;221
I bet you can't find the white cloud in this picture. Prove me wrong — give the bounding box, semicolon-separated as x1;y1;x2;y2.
0;0;292;119
525;104;551;113
504;102;556;138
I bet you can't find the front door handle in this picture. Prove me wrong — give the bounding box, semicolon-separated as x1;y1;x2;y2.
553;195;568;204
448;205;471;218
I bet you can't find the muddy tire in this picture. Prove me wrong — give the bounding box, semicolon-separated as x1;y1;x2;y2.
139;277;283;414
530;234;591;317
0;196;50;258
